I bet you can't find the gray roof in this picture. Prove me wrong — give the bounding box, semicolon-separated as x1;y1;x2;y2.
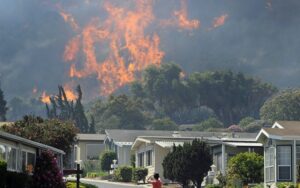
105;129;258;143
76;134;106;141
0;131;65;155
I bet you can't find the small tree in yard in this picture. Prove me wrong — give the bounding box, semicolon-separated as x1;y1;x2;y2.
162;139;212;188
100;151;117;172
227;152;263;186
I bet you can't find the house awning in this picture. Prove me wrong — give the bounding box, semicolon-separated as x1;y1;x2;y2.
114;142;133;147
155;141;185;148
223;142;263;147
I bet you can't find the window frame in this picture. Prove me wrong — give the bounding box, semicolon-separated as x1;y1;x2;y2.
146;150;152;166
277;145;292;181
265;146;275;182
7;146;18;171
138;152;144;167
21;149;36;174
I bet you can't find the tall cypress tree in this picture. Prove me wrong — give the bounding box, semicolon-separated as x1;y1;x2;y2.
73;85;89;133
46;85;89;133
0;86;8;121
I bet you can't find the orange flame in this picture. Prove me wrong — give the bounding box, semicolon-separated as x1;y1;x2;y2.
212;14;228;28
40;91;51;104
161;0;200;30
59;9;79;31
64;35;81;62
61;0;198;96
63;84;77;101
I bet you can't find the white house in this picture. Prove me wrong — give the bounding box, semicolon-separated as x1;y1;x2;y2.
0;130;65;173
131;132;261;180
256;121;300;187
72;134;106;166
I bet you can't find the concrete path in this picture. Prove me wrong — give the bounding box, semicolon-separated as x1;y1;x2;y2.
71;178;149;188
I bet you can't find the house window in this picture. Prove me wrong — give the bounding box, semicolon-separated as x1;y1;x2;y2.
146;150;152;166
7;147;17;171
265;147;275;182
277;146;291;181
138;152;144;167
86;144;105;160
0;144;6;160
22;151;35;173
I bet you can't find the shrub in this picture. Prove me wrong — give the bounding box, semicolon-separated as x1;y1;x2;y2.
205;184;222;188
133;167;148;183
66;181;97;188
277;182;296;188
114;166;133;182
227;152;263;185
100;151;117;172
33;150;65;188
0;160;7;187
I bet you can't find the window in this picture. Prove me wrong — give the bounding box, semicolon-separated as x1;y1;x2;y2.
138;152;144;167
265;147;275;182
0;144;6;160
7;147;17;171
21;151;35;173
277;146;291;181
146;150;152;166
86;144;105;160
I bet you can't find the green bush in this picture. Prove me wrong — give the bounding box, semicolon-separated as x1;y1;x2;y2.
66;181;97;188
0;160;7;187
86;171;108;178
100;151;117;172
114;166;133;182
133;167;148;183
205;184;222;188
277;182;296;188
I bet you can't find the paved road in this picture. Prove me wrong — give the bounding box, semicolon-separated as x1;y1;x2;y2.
79;178;148;188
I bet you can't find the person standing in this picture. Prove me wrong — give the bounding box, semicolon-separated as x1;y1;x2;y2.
147;173;162;188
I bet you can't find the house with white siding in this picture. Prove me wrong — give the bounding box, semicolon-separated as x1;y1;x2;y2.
0;130;65;173
256;121;300;187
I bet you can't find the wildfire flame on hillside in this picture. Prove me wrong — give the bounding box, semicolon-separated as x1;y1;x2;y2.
40;91;51;104
60;0;199;96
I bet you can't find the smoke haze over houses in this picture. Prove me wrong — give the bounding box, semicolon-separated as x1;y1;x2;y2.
0;0;300;101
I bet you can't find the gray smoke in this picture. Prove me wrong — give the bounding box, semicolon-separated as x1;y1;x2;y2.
0;0;300;101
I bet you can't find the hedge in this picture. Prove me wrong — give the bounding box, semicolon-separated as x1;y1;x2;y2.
114;166;133;182
133;167;148;183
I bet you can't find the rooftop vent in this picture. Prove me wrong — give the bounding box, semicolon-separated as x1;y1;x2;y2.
172;131;181;137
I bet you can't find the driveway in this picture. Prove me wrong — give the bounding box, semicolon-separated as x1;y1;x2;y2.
78;178;149;188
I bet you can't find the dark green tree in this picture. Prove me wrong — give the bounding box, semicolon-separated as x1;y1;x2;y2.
89;115;96;133
260;89;300;122
187;70;277;125
239;117;255;128
100;151;117;172
193;117;224;131
149;118;178;130
73;85;89;133
88;95;149;132
0;87;8;121
2;115;78;154
162;139;212;188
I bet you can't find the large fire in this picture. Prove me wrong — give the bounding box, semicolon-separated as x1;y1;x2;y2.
60;0;200;96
